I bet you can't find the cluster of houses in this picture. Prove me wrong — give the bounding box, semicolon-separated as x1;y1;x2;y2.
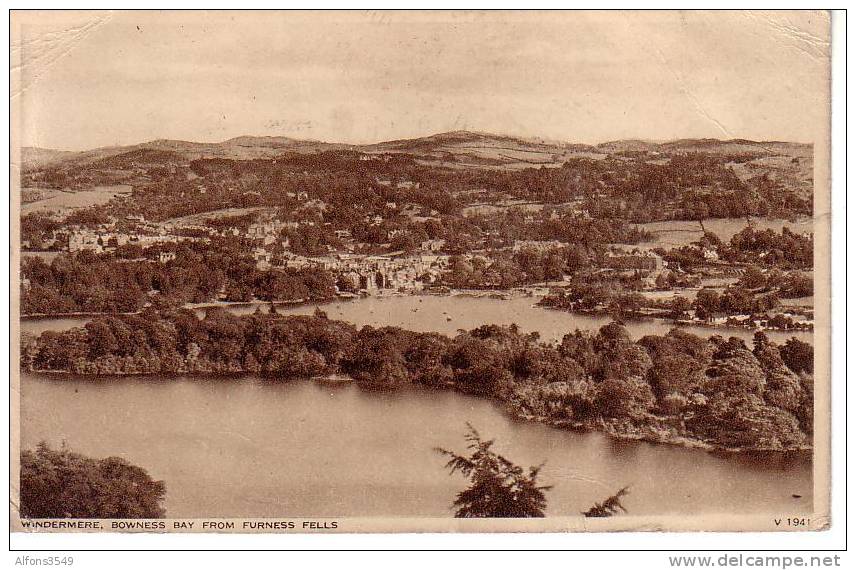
289;252;450;293
254;249;447;293
68;229;204;254
602;249;664;272
512;239;565;253
597;247;670;290
461;199;591;220
45;206;675;296
231;213;451;291
66;215;209;255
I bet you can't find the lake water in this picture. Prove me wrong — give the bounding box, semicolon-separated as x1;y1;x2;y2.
20;294;813;346
18;294;814;518
20;184;132;215
20;372;812;518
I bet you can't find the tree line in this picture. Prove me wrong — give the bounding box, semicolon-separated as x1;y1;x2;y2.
21;243;336;315
663;227;812;271
19;442;165;519
22;310;814;451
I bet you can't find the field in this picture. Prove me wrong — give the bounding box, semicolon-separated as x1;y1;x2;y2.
161;207;271;228
461;201;549;217
637;216;813;249
21;187;61;205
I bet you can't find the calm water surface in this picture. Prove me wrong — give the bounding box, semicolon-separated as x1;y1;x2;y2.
20;185;132;214
271;295;813;346
19;294;813;518
21;373;812;518
20;294;813;346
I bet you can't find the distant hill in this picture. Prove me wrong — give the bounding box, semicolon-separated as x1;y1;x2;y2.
21;131;811;176
21;136;345;171
659;138;812;157
20;147;76;170
597;138;811;157
23;131;587;173
596;139;659;154
358;130;602;168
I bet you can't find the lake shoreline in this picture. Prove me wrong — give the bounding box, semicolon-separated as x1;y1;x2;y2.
21;288;813;339
21;368;812;455
21;370;813;517
536;304;814;336
19;296;339;320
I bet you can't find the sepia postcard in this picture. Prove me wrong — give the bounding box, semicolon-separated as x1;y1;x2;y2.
9;10;832;534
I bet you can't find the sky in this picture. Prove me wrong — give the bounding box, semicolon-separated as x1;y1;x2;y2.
12;10;830;151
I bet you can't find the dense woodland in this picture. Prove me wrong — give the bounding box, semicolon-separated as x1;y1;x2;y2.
20;243;336;314
20;442;166;519
23;144;811;233
661;227;813;271
23;310;814;451
539;271;804;323
20;222;813;317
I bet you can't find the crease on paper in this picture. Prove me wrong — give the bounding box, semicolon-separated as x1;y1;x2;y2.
11;13;114;101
